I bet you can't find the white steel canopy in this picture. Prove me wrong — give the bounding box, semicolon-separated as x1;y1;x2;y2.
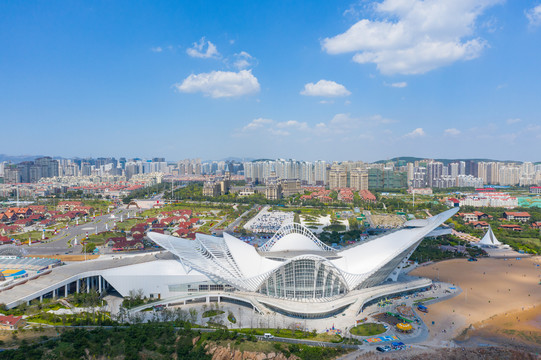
147;207;459;299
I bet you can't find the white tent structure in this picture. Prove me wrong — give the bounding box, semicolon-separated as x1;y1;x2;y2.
477;225;503;248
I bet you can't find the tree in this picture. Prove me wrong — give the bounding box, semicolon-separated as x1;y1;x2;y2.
82;242;96;253
189;308;198;324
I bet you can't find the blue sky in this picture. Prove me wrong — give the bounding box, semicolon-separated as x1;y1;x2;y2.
1;0;540;162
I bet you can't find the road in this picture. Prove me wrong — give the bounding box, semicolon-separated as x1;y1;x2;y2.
362;210;375;228
23;206;137;256
225;204;258;232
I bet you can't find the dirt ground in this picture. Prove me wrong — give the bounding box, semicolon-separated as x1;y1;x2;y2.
30;254;100;261
356;346;539;360
455;306;541;353
0;327;60;348
409;257;541;348
371;214;404;227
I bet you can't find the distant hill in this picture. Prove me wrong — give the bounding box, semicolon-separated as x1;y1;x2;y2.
0;154;45;163
220;157;254;162
374;157;527;165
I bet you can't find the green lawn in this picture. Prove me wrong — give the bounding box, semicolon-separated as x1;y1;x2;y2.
322;224;346;232
202;310;225;318
413;297;436;304
85;231;124;245
350;323;386;336
237;328;341;342
11;231;47;242
115;218;143;231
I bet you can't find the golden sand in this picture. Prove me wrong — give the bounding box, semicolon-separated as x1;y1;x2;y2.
410;257;541;343
28;254;100;261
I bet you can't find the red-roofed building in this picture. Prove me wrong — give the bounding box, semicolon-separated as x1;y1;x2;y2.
503;212;531;222
1;225;20;235
500;224;523;231
105;237;144;251
445;198;460;207
56;201;84;212
531;221;541;230
172;228;191;237
13;219;33;227
473;211;492;220
28;205;47;214
44;210;61;218
0;235;12;244
0;315;25;330
130;224;147;235
459;213;479;222
39;218;55;227
471;221;490;230
359;190;376;202
28;214;44;221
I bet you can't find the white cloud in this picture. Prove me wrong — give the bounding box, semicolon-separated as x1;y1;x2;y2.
276;120;309;131
369;114;396;124
186;37;220;59
405;128;426;138
151;46;163;53
233;51;256;70
242;118;273;132
175;70;260;98
444;128;461;136
301;80;351;97
386;81;407;88
328;113;361;132
322;0;502;75
236;113;395;139
526;5;541;27
506;118;521;124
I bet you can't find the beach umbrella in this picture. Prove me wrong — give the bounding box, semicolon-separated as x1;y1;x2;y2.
396;323;412;332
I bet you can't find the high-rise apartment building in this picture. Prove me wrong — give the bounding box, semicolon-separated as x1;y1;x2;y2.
329;164;347;189
350;168;368;191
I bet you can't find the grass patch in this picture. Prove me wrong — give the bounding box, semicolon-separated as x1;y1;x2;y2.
115;218;143;231
207;321;227;329
202;310;225;318
227;312;236;324
237;328;341;342
85;231;124;246
322;224;346;232
350;323;386;336
413;297;436;304
11;231;48;242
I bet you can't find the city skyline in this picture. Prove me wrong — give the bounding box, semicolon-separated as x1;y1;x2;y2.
0;153;539;164
1;1;541;161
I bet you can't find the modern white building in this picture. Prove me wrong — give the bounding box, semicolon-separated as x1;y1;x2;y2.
2;208;459;318
128;207;459;317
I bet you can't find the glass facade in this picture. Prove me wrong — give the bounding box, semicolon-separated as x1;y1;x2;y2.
257;258;347;300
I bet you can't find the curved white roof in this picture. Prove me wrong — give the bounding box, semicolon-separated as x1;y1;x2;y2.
259;222;334;252
267;233;323;252
147;207;460;293
403;219;429;227
333;207;460;288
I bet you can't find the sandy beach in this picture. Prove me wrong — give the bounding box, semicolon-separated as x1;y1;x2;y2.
409;256;541;347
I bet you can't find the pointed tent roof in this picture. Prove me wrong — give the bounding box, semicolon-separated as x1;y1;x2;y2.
478;225;501;246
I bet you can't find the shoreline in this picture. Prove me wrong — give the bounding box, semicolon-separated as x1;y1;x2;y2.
409;256;541;349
